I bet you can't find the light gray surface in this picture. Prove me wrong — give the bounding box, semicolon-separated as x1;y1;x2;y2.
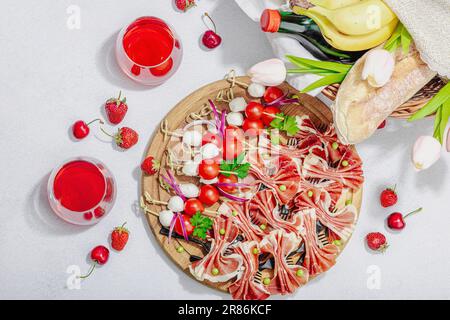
0;0;449;300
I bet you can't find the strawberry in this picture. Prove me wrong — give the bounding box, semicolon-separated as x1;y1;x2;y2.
111;222;129;251
366;232;388;252
175;0;195;12
105;91;128;125
380;186;398;208
141;156;160;175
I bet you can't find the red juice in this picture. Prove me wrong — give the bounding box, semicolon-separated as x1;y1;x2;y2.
53;160;106;212
122;17;174;67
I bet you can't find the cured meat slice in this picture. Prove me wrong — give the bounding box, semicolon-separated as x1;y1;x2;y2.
229;241;271;300
302;153;364;190
248;189;303;235
250;155;302;204
219;202;264;242
189;216;243;283
260;230;309;295
295;189;357;241
301;209;340;276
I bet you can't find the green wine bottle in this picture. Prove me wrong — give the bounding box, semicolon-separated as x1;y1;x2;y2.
260;9;365;64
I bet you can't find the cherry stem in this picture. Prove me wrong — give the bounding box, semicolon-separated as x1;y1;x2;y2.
78;262;96;279
204;12;217;33
87;118;104;126
100;127;115;139
404;207;423;219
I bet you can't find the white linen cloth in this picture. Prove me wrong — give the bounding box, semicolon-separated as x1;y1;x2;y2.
235;0;450;94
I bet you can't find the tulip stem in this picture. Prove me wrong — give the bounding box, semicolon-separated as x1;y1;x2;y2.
404;207;423;219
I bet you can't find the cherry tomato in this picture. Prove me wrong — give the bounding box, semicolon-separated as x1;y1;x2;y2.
184;198;204;216
202;132;222;148
261;106;281;126
263;86;284;104
243;119;264;136
223;138;243;160
245;102;264;120
199;185;220;206
218;174;238;194
174;214;194;236
198;160;220;180
224;125;244;140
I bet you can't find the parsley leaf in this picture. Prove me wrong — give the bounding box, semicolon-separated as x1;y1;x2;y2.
220;152;251;179
270;113;300;136
190;212;213;239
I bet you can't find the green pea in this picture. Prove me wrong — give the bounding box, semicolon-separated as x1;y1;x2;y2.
332;142;339;150
232;210;238;217
279;185;287;192
212;268;219;276
252;248;260;255
296;269;304;277
260;224;267;231
176;246;184;253
263;278;271;285
345;199;352;206
333;240;342;246
219;228;226;235
342;160;349;167
307;190;313;197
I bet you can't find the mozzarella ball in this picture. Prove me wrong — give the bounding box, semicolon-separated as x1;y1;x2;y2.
179;183;200;198
183;130;202;147
229;97;247;112
182;160;199;176
200;177;219;185
207;124;218;134
201;143;220;159
227;112;244;127
248;83;266;98
167;196;184;212
159;210;174;228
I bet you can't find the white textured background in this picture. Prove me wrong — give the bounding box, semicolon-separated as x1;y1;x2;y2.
0;0;449;300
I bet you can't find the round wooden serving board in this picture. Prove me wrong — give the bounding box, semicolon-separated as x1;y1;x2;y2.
141;76;363;294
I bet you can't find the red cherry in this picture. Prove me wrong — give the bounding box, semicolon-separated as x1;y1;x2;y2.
202;13;222;49
83;212;93;221
387;208;422;231
94;207;105;218
378;119;387;129
387;213;405;230
72;119;103;140
90;245;109;265
202;30;222;49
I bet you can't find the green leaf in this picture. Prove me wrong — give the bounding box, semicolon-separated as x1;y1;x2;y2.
384;23;413;54
286;55;351;73
235;152;245;165
409;82;450;121
283;116;300;136
301;73;347;93
190;212;213;240
433;106;443;143
219;153;251;179
269;112;285;130
436;100;450;144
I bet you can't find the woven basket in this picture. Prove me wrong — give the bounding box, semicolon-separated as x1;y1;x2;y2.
321;76;447;119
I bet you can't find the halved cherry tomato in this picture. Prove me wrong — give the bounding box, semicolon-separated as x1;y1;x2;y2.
174;214;194;236
261;106;281;126
202;132;222;148
198;160;220;180
243;119;264;136
218;174;238;194
199;185;220;206
245;102;264;120
263;86;284;104
184;198;204;216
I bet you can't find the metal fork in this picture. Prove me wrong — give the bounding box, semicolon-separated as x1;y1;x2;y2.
316;123;328;133
254;270;263;284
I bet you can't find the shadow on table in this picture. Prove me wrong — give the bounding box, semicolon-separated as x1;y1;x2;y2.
25;174;89;236
96;31;151;92
208;0;273;71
